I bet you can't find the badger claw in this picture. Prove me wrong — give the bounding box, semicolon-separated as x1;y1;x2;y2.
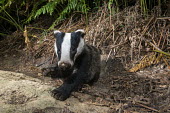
51;88;70;101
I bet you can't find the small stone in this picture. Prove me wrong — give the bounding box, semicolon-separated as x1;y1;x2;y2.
160;64;166;69
38;73;42;76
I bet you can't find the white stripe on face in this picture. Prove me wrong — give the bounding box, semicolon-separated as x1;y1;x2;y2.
58;33;73;66
54;41;58;58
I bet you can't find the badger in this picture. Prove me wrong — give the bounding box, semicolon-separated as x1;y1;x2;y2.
42;29;101;101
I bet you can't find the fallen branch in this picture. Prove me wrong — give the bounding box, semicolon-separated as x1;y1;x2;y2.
135;102;159;112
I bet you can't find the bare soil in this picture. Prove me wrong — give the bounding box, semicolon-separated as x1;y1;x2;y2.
0;53;170;113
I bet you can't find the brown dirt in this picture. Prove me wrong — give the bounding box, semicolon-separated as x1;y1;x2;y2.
0;53;170;113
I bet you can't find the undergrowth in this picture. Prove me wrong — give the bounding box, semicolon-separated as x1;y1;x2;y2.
0;0;168;36
0;0;169;71
25;3;170;72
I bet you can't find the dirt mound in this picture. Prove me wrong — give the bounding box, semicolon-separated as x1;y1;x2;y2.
0;70;111;113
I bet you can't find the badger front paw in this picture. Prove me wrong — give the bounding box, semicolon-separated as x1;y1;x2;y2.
42;68;52;76
51;88;70;101
41;66;58;78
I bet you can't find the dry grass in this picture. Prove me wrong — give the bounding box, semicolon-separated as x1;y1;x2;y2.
1;3;169;71
26;3;170;71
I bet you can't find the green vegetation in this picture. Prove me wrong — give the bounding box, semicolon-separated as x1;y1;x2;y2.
26;0;90;29
0;0;167;36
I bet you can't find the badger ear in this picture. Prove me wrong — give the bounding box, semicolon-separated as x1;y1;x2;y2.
54;30;61;38
54;30;61;35
75;29;85;38
75;29;84;33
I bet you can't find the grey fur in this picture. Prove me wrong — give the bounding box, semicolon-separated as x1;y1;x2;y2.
42;30;101;101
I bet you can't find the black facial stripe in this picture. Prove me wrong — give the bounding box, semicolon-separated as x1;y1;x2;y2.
54;32;65;60
70;32;81;61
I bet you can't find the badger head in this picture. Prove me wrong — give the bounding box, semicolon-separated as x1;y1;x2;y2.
54;29;85;70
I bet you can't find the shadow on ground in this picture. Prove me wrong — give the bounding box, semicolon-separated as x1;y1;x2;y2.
93;57;170;112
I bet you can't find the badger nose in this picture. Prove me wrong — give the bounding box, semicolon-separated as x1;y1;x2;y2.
59;62;71;70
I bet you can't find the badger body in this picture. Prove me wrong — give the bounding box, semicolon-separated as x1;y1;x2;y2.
43;29;101;101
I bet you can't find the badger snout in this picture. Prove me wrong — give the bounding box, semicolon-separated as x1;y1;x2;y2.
59;62;71;70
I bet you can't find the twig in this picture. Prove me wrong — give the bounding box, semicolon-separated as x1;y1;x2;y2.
138;16;156;57
105;41;128;62
51;52;55;64
146;40;163;52
135;102;159;112
139;16;168;55
109;41;128;49
26;26;48;31
157;17;170;20
97;30;112;47
93;10;104;46
114;99;159;112
106;49;113;62
153;50;170;57
35;58;51;67
85;102;114;109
